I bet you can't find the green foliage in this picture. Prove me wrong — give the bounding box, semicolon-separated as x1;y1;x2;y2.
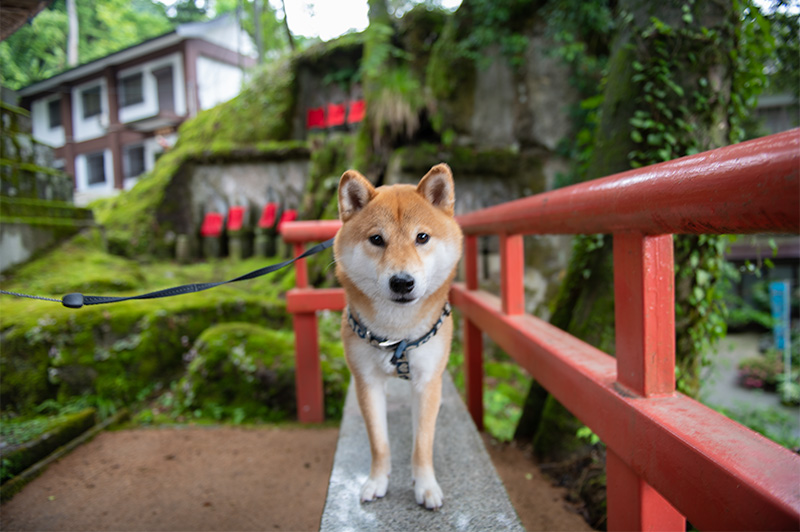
761;7;799;98
456;0;536;69
674;236;737;395
483;360;531;441
729;1;779;141
618;2;773;395
0;0;172;90
539;0;614;188
0;8;68;90
738;328;800;405
166;0;208;24
361;22;429;149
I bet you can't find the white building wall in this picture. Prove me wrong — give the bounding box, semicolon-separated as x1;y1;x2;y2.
196;56;243;110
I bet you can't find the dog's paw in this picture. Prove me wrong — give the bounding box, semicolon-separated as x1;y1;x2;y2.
414;475;443;510
360;475;389;503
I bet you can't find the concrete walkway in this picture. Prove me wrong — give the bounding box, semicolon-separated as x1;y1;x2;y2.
320;373;524;531
700;332;800;441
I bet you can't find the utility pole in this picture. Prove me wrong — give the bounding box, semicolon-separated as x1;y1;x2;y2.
67;0;79;66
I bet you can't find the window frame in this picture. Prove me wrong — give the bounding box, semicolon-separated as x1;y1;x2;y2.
81;85;102;119
85;151;107;187
119;72;144;108
47;97;62;129
123;144;146;179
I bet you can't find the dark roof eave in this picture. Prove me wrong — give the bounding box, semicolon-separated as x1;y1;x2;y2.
17;29;182;97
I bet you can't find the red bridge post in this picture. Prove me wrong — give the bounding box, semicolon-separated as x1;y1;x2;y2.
292;242;323;423
609;232;684;530
463;235;484;430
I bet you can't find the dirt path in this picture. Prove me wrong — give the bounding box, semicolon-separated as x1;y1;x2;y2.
2;426;590;531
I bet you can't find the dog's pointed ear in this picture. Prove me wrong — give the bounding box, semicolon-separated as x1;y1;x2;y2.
339;170;376;221
417;163;455;216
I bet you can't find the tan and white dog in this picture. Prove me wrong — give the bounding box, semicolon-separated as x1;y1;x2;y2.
333;163;463;510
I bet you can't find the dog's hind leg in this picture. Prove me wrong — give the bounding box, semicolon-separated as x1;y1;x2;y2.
411;375;444;510
353;375;391;502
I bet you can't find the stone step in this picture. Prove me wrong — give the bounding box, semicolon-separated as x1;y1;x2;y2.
320;372;524;531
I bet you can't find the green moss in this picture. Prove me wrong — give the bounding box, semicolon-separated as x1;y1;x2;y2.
1;408;96;484
398;5;448;78
176;323;295;421
0;237;297;414
293;32;365;68
172;322;348;422
1;229;144;296
179;61;297;148
394;144;525;178
425;11;476;135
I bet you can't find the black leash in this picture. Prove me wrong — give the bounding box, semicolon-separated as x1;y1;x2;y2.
0;237;335;309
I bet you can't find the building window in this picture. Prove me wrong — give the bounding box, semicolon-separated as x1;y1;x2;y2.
119;73;144;107
124;144;145;178
82;86;102;119
48;98;61;128
86;152;106;186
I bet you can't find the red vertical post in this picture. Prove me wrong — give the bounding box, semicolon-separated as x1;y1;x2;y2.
463;235;483;430
500;233;525;315
292;239;320;422
609;232;684;531
293;312;323;423
294;242;309;288
614;232;676;397
607;450;684;532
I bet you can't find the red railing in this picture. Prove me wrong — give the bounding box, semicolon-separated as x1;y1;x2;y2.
282;129;800;530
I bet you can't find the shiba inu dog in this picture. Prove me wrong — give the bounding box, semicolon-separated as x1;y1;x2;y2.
333;163;463;510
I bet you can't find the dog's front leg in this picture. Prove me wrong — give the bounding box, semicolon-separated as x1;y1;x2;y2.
411;375;444;510
353;375;391;502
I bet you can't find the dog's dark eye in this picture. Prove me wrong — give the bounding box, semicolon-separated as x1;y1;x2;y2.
369;234;385;247
416;233;430;245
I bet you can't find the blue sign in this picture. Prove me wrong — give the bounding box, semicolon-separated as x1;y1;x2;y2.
769;280;791;350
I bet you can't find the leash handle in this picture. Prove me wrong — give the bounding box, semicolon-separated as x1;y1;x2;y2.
3;237;335;309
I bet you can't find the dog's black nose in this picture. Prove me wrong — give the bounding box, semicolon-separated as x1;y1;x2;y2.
389;273;415;295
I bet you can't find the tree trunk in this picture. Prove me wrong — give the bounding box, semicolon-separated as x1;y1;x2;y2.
515;0;735;455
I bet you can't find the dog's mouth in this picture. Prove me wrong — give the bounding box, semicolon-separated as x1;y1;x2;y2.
392;296;418;304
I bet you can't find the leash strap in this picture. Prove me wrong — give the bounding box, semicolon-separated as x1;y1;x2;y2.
1;237;335;309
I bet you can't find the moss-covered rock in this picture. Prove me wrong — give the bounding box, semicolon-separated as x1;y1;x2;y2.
176;323;296;421
0;408;96;484
173;322;349;422
0;231;294;414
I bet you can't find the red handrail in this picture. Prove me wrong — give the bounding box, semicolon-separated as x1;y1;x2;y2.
456;129;799;236
281;129;800;530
